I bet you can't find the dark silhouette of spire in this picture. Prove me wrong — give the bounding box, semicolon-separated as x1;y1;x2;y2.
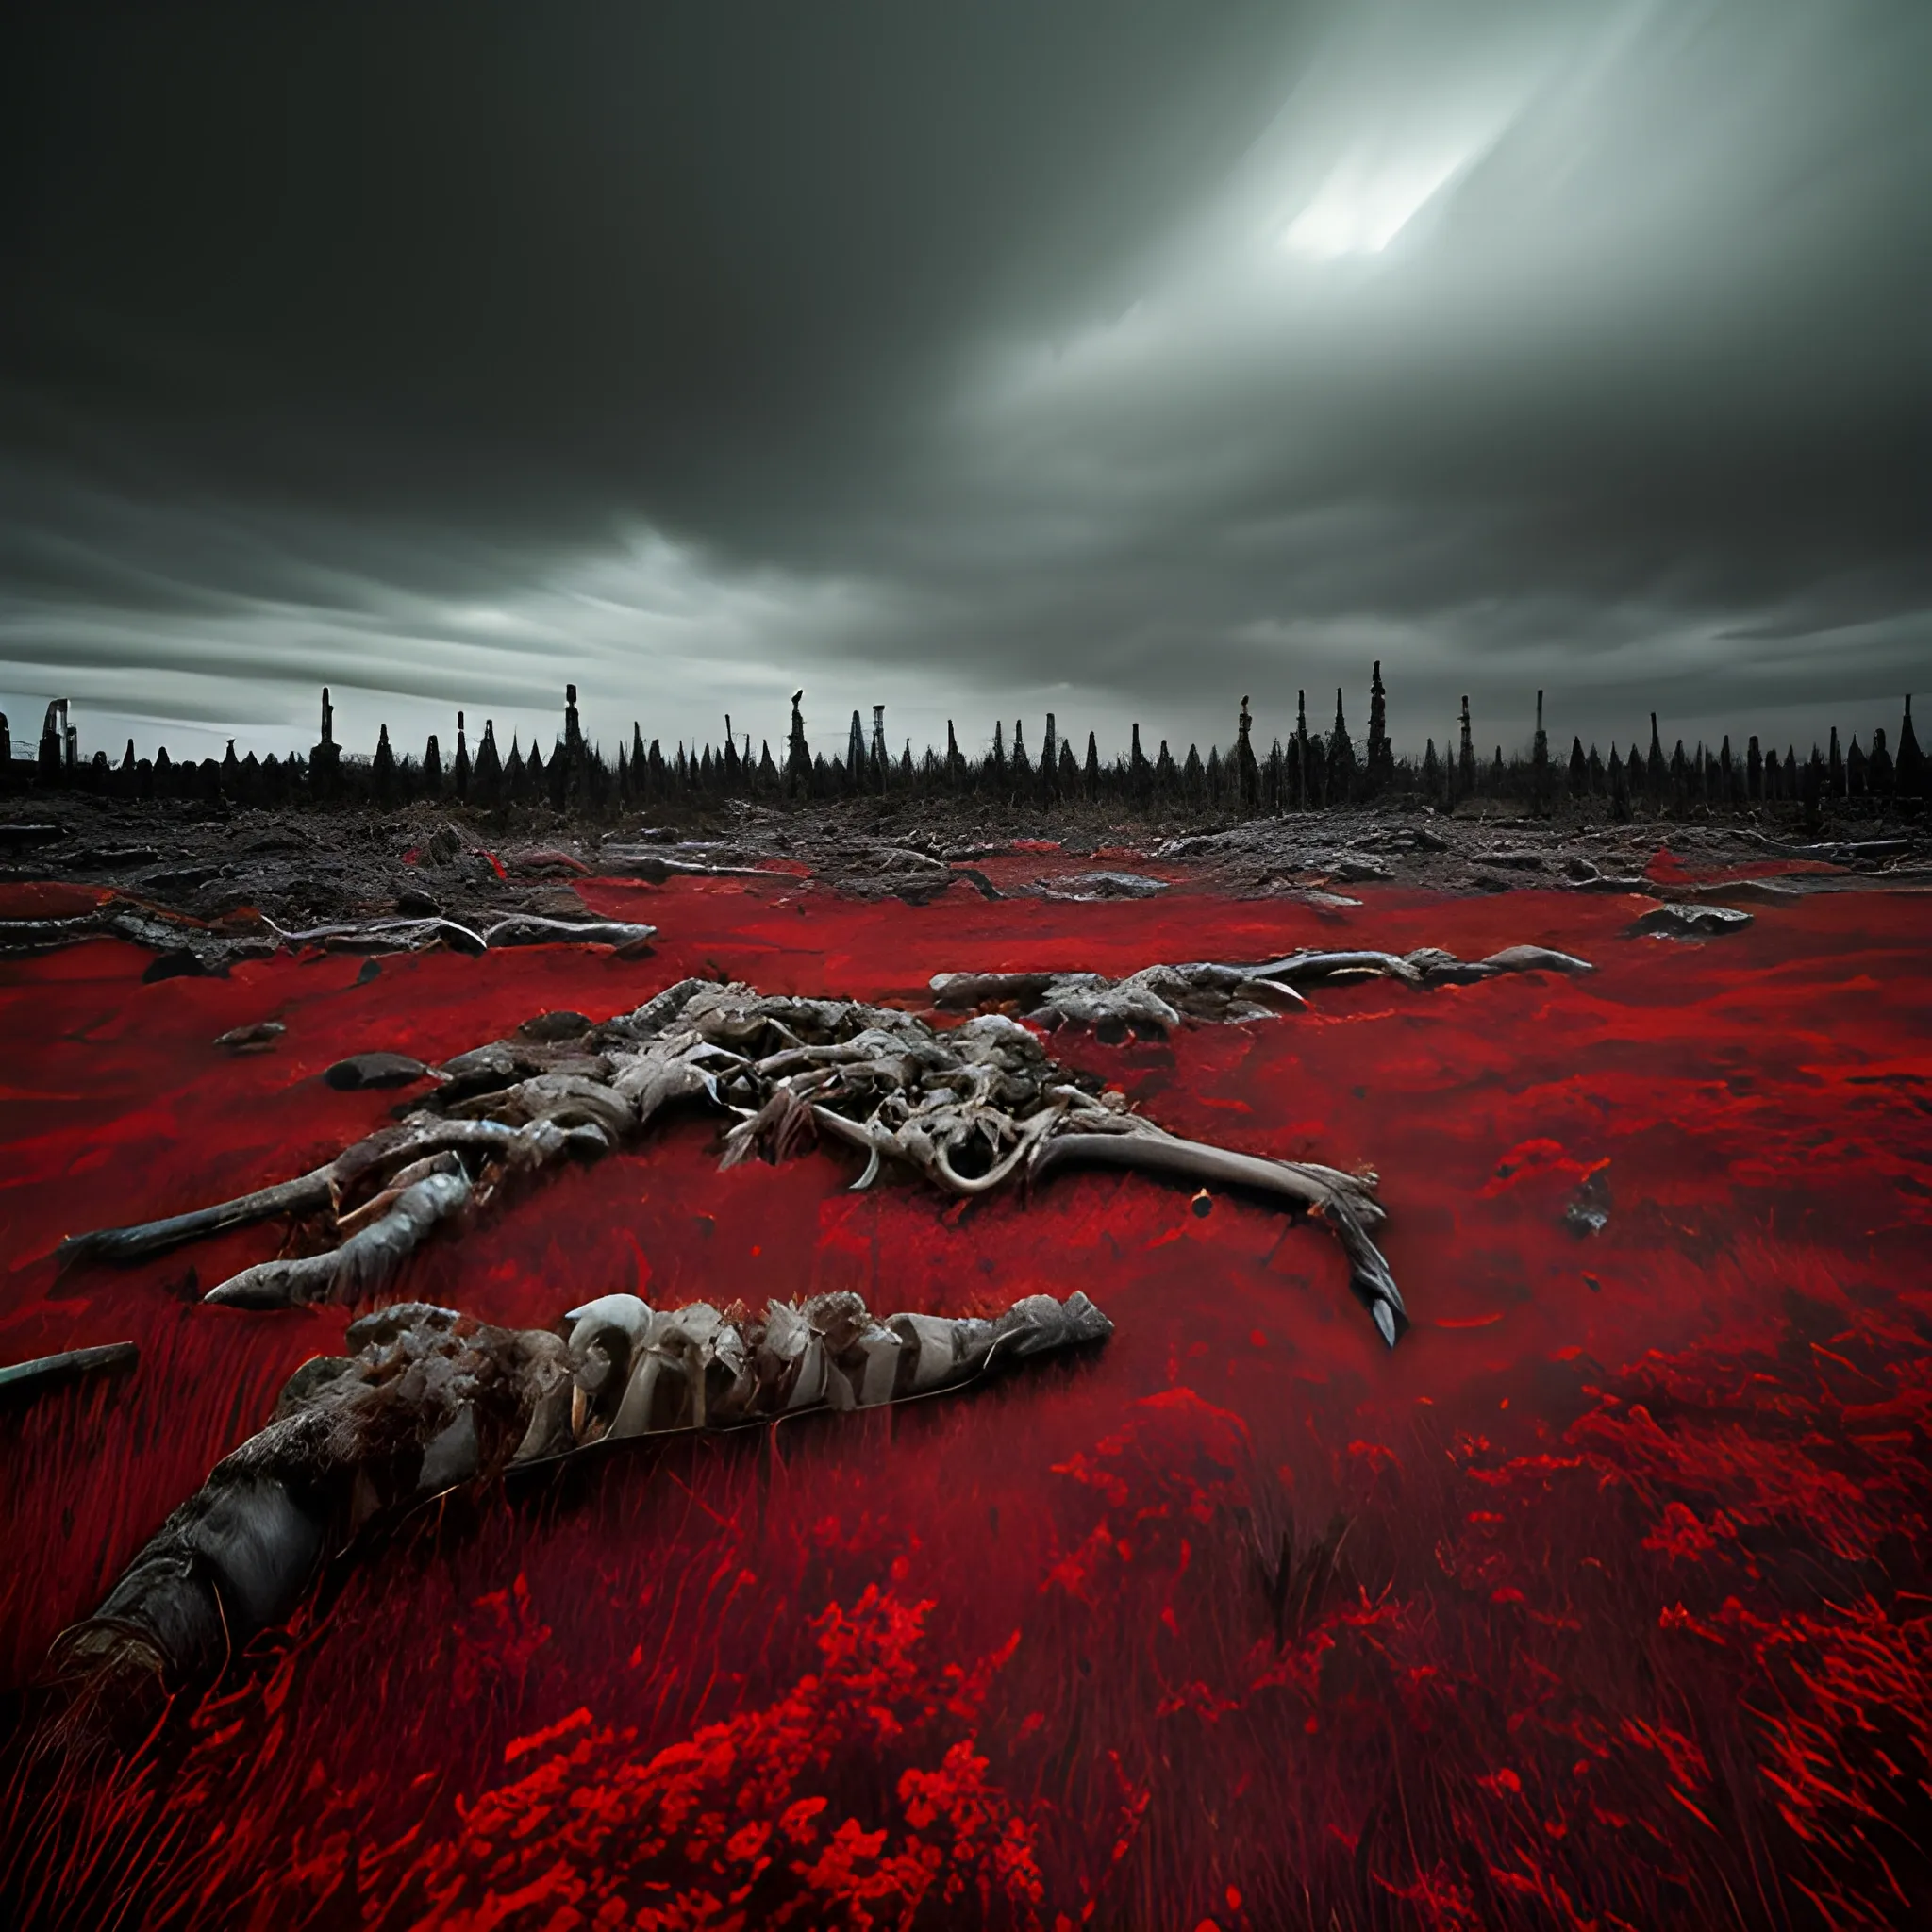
475;719;502;806
1869;727;1893;798
311;687;340;793
1235;696;1259;809
1897;695;1923;800
1364;661;1393;795
786;691;810;797
846;710;866;792
1327;688;1357;802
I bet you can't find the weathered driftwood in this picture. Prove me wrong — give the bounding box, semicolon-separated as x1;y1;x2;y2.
58;977;1408;1344
929;942;1593;1036
47;1291;1108;1705
0;905;657;966
0;1341;139;1403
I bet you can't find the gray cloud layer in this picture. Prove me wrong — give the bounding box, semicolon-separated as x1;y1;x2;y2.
2;1;1925;766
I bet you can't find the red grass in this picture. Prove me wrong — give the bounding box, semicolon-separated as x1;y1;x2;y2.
1;874;1928;1928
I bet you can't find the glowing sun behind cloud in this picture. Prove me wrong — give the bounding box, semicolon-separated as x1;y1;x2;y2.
1280;148;1472;258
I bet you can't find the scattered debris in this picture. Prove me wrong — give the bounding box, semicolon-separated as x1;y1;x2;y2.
931;943;1595;1037
1041;871;1170;900
1564;1167;1613;1237
597;848;772;883
213;1020;285;1053
323;1051;434;1091
1628;904;1754;939
0;904;657;969
477;915;657;954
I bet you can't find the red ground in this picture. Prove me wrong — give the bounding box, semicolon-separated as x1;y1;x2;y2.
1;874;1928;1930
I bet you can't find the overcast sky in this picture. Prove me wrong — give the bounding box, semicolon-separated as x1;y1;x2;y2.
2;1;1925;768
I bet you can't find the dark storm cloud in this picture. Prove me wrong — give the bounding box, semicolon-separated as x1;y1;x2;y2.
1;1;1925;764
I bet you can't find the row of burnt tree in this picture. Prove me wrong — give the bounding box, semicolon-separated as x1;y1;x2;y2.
4;669;1924;823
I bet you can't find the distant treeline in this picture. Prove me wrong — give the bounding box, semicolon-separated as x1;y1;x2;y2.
5;669;1924;827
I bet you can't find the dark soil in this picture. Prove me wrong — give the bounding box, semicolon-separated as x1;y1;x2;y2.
1;791;1925;937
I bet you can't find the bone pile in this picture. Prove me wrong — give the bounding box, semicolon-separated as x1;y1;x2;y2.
51;1290;1108;1704
58;974;1408;1342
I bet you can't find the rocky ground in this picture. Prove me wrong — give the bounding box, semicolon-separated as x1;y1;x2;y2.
1;791;1925;952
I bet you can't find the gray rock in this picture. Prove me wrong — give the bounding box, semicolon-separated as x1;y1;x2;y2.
1628;904;1753;939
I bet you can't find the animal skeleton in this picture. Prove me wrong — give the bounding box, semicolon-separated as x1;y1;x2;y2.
58;973;1414;1342
51;1289;1109;1703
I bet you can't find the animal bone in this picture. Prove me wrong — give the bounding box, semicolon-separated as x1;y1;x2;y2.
58;977;1409;1342
929;943;1593;1036
46;1290;1109;1710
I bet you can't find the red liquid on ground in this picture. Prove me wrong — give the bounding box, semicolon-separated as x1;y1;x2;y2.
1;876;1928;1929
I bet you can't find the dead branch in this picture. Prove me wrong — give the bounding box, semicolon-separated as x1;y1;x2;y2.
929;942;1593;1035
56;977;1408;1343
0;1341;139;1404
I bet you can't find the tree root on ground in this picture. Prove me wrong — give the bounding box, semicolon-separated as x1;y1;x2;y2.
929;943;1593;1035
56;976;1408;1344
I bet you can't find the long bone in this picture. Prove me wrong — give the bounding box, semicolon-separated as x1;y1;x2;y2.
58;977;1409;1342
1026;1125;1403;1343
46;1288;1111;1719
